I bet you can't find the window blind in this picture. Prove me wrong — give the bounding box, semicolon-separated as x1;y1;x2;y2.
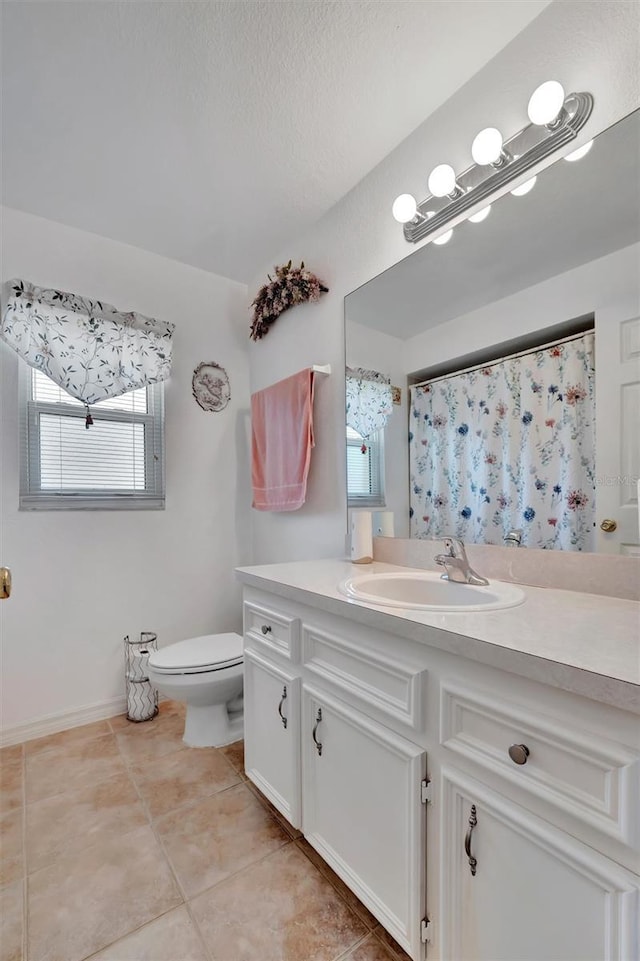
21;369;165;510
346;426;385;508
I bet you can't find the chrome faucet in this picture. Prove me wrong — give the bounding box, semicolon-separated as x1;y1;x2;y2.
504;529;523;547
434;537;489;586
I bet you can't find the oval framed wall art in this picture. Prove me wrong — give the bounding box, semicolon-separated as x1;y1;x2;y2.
192;362;231;412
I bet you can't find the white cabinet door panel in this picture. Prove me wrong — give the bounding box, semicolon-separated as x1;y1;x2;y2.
243;648;301;828
441;768;639;961
302;685;427;960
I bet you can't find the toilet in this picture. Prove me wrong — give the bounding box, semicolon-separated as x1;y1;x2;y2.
147;633;244;748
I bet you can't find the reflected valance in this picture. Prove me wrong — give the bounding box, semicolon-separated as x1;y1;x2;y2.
346;366;392;440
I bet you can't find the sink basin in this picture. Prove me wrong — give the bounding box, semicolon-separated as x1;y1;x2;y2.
338;570;525;612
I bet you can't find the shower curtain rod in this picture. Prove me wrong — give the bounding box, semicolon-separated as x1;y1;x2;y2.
411;328;593;390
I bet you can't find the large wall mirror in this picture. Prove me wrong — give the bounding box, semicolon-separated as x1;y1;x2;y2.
345;109;640;555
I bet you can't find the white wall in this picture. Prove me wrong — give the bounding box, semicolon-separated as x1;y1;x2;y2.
346;320;409;537
247;0;640;564
0;207;250;732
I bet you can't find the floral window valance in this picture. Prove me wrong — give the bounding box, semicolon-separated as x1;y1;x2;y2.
1;279;175;406
346;366;393;440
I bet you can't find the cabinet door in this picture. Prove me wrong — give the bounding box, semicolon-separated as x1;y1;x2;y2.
243;649;301;828
441;769;639;961
302;685;427;961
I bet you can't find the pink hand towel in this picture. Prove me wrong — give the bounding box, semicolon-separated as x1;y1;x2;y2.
251;368;315;511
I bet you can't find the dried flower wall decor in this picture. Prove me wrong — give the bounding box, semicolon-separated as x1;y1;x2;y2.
250;261;329;341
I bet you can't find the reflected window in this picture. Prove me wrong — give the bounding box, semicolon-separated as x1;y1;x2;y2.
347;426;385;508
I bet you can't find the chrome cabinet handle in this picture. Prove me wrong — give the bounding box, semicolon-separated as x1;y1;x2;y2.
278;686;288;729
464;804;477;877
261;624;272;635
312;708;323;756
508;743;530;765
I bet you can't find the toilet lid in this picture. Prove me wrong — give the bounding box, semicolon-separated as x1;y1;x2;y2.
148;633;243;674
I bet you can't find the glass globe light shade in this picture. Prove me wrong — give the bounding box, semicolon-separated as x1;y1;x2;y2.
564;140;593;162
433;228;453;246
511;177;537;197
471;128;504;165
392;194;418;223
428;164;457;198
468;205;492;223
527;81;565;126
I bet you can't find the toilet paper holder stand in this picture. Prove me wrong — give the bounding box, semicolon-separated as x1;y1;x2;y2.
124;632;159;723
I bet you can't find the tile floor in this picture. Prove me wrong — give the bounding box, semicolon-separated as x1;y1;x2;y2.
0;702;410;961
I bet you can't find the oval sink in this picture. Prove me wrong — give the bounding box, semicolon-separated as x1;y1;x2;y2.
339;570;525;612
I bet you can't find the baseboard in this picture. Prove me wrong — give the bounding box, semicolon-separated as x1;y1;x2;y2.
0;695;128;748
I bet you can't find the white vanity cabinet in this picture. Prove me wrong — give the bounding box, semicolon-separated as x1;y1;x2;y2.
243;649;302;827
302;684;427;959
239;580;640;961
441;769;639;961
242;599;302;828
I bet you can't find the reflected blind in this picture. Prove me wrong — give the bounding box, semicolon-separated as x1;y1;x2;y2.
347;426;385;508
21;369;165;510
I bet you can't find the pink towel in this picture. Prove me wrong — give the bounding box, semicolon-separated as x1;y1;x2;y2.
251;369;315;511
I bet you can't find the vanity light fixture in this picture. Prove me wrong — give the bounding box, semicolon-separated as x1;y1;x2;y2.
468;205;491;223
471;128;510;167
393;80;593;244
564;139;593;162
511;177;537;197
428;164;464;199
432;228;454;245
392;193;418;224
527;80;567;127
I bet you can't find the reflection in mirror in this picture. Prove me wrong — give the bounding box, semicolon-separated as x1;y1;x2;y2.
345;110;640;554
346;367;392;510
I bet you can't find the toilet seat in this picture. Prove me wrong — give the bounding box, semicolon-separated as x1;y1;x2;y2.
148;633;243;675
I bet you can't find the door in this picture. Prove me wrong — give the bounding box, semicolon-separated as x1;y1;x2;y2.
243;648;301;828
302;685;427;961
441;769;639;961
596;303;640;554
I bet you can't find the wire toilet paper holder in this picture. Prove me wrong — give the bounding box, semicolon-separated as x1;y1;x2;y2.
124;632;159;723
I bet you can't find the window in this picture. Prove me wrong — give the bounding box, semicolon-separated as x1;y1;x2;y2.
21;369;165;510
346;426;385;508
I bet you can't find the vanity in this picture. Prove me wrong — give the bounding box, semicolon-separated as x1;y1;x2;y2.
236;559;639;961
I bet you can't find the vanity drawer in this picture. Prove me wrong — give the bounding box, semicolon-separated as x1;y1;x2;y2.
302;623;425;730
244;601;300;662
440;680;640;848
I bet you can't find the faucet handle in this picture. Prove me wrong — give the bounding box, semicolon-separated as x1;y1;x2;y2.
442;536;467;559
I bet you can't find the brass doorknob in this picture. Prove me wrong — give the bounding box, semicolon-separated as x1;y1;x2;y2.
600;519;617;533
0;567;11;599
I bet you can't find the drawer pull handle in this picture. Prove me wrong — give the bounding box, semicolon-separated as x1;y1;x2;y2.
312;708;323;756
278;686;288;729
508;743;530;765
261;624;272;635
464;804;477;877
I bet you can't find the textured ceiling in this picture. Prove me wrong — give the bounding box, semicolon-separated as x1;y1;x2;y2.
1;0;549;283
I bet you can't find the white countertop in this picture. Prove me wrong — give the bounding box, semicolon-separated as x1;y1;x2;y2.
236;559;640;714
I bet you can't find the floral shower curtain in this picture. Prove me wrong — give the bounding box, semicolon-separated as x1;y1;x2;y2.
409;332;595;551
